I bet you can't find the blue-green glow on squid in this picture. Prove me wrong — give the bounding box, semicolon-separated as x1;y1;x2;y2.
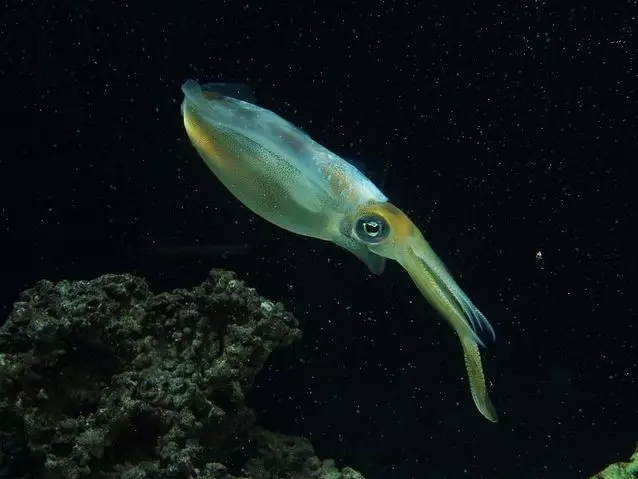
180;79;499;422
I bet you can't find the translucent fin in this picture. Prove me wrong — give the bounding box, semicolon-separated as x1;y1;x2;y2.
200;82;257;104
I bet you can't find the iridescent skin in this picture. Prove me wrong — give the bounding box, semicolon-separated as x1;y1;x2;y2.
181;80;498;422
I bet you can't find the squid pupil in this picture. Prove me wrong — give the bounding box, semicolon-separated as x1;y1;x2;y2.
364;221;381;236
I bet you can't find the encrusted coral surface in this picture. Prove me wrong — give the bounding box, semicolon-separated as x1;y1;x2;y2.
0;270;365;479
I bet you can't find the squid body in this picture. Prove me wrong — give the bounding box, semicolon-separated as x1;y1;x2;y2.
180;79;499;422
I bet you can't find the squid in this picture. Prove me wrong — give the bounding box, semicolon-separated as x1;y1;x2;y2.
180;79;499;422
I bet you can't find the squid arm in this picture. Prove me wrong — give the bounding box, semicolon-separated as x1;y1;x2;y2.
355;203;499;422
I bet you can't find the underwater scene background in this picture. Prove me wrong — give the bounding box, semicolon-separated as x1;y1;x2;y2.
1;1;635;478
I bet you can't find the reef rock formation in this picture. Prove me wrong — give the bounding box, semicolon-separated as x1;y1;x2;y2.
0;269;365;479
588;443;638;479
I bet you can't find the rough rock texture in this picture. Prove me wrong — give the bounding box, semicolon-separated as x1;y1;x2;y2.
242;428;364;479
0;269;366;479
588;443;638;479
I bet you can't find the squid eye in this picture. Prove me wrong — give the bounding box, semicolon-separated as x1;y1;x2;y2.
354;215;390;243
